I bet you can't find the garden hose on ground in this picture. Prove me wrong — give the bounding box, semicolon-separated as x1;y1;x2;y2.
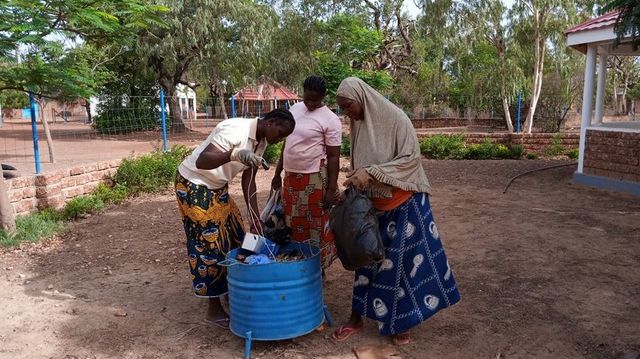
502;162;577;194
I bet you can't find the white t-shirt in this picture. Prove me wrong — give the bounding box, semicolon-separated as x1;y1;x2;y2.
178;117;266;189
283;102;341;174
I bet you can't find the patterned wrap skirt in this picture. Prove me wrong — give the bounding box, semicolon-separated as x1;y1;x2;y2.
352;193;460;335
175;172;245;298
282;162;337;269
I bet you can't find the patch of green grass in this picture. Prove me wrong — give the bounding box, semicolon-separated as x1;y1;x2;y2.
0;211;66;248
566;148;579;160
527;152;539;160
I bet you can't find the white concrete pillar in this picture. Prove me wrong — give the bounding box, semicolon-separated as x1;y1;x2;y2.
578;44;597;174
594;46;608;126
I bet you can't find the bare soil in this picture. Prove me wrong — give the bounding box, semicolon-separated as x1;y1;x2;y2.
1;160;639;359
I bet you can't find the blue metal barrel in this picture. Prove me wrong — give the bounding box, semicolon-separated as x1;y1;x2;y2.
224;243;325;342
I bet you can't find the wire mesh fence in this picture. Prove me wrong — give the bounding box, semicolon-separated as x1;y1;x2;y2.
3;91;637;177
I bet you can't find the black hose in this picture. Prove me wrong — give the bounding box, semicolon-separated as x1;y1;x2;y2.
502;162;577;194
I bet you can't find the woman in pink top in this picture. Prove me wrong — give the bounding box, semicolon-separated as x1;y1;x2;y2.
272;76;342;269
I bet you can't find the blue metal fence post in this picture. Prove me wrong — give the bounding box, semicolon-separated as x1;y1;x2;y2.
231;95;236;118
160;89;169;152
516;91;522;133
28;92;41;174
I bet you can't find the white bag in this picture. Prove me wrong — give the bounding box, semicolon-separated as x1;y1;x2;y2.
260;189;281;223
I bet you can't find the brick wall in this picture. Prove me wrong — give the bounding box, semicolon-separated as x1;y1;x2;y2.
411;118;507;129
6;160;121;216
417;132;580;154
584;130;640;183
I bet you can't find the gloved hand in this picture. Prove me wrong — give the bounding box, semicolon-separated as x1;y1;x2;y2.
231;148;262;168
343;168;373;191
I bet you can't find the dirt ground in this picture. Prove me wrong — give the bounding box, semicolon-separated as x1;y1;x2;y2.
1;160;639;359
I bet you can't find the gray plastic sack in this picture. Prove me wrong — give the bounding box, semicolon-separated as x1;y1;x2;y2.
330;187;385;270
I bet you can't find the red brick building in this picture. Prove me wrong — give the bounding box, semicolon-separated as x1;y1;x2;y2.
565;12;640;196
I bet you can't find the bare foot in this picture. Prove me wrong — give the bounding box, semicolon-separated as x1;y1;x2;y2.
392;331;410;345
205;298;229;329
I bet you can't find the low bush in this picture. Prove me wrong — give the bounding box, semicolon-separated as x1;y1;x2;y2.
420;135;522;160
545;134;565;157
566;148;579;160
341;134;351;156
420;134;467;159
114;145;191;194
62;195;105;220
263;142;284;164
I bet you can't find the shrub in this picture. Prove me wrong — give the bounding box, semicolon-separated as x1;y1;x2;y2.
93;97;162;135
62;195;105;220
545;134;565;157
94;183;129;204
527;152;539;160
420;134;466;159
509;144;525;159
263;142;283;164
340;134;351;156
114;145;191;194
566;148;579;160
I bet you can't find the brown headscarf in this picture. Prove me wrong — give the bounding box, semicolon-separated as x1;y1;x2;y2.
337;77;431;194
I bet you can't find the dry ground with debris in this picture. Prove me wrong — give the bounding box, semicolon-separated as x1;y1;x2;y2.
1;160;639;359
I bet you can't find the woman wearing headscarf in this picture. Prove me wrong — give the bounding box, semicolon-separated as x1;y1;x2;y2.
332;77;460;345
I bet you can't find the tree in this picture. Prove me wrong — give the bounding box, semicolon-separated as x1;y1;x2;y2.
0;0;165;231
603;0;640;49
0;170;15;232
459;0;526;132
510;0;596;133
138;0;273;131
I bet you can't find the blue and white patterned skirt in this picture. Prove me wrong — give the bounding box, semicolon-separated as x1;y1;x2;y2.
352;193;460;336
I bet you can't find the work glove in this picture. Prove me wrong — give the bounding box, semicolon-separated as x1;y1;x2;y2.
231;148;262;168
343;168;373;191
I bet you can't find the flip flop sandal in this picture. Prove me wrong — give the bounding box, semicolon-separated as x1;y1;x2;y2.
332;323;363;342
205;317;230;329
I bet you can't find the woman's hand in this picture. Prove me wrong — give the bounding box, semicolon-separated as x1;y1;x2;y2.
343;168;372;191
323;187;338;210
271;174;282;191
249;217;263;234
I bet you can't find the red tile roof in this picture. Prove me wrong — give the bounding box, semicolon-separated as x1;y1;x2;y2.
233;84;301;101
564;11;619;35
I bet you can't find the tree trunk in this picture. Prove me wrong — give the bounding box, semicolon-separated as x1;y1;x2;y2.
524;36;545;134
84;99;92;124
501;88;514;133
160;80;188;132
218;94;228;120
0;168;16;232
37;99;56;163
623;73;629;114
